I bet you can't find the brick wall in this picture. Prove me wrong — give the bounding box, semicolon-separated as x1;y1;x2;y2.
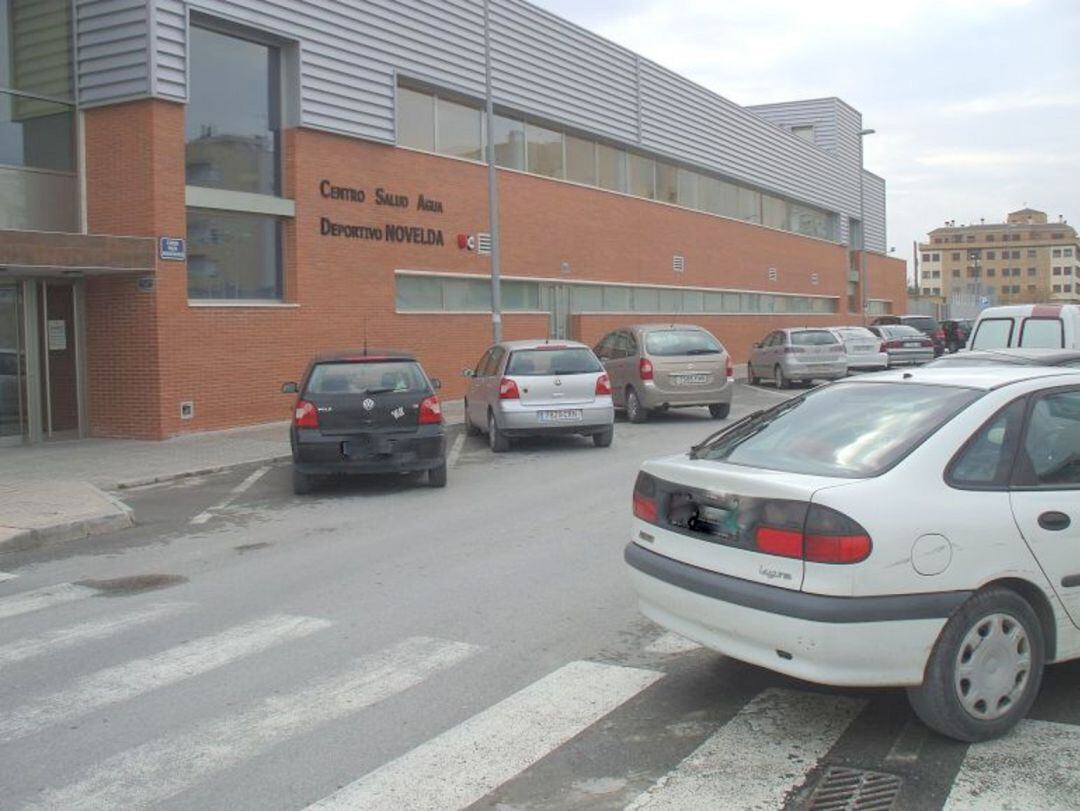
81;114;907;438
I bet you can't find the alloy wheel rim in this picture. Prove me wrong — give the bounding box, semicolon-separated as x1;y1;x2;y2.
953;612;1031;721
628;392;638;419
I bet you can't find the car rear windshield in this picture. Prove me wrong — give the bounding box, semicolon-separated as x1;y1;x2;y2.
791;330;839;346
697;382;981;478
903;317;938;332
971;318;1014;349
306;361;427;395
506;347;602;376
882;325;923;338
835;327;875;340
644;330;724;356
1019;318;1064;349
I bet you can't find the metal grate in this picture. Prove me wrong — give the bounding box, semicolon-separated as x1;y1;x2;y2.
673;254;685;273
805;767;902;811
477;232;492;255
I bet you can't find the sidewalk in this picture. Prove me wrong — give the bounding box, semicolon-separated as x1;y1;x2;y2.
0;400;465;551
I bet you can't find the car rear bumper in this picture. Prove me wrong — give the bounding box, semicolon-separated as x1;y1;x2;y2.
886;349;934;366
625;542;967;687
495;400;614;435
780;360;847;380
293;425;446;475
640;379;734;409
846;353;889;371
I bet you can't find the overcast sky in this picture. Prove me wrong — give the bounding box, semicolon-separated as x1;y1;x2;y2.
532;0;1080;278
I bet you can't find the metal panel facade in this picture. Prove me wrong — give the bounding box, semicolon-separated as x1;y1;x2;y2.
74;0;888;251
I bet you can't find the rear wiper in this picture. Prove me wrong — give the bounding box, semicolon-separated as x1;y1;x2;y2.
685;348;721;355
689;409;764;457
362;387;396;395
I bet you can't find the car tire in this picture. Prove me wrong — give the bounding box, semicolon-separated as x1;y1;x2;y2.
593;426;614;447
464;401;481;436
906;587;1045;742
749;364;761;386
709;403;730;419
488;411;510;453
774;365;788;390
292;468;314;496
626;388;648;423
428;460;448;487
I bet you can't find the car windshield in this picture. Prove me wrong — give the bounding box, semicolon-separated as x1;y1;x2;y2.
696;382;981;478
883;325;923;338
645;330;723;356
306;361;427;394
791;330;839;346
506;347;602;376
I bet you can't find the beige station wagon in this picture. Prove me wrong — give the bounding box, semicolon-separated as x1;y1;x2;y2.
593;324;733;423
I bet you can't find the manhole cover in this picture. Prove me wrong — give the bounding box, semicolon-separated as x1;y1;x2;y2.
806;767;902;811
78;574;187;596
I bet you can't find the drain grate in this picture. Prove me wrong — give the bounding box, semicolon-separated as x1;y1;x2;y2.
806;767;902;811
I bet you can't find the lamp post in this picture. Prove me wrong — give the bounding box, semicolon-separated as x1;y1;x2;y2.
858;128;875;324
483;0;503;343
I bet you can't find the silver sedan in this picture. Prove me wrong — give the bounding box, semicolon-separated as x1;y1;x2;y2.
463;339;615;452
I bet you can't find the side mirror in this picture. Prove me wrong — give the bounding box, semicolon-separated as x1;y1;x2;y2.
430;377;442;390
462;368;475;378
281;382;299;394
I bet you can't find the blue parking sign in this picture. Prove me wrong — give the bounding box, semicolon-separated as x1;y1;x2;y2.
160;237;186;261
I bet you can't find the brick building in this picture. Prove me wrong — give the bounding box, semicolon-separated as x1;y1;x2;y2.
0;0;905;443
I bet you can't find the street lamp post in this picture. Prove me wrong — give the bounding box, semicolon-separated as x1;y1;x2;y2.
483;0;503;343
858;128;875;324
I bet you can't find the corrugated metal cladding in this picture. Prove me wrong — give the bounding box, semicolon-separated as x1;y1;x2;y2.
74;0;888;252
863;171;887;253
747;98;842;154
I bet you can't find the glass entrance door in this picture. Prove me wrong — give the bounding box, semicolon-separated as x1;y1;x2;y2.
0;282;27;443
38;281;82;438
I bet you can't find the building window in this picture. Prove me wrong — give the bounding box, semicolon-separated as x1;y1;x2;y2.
655;162;679;204
595;142;627;192
0;92;74;171
1027;249;1037;258
987;268;996;277
922;253;930;262
1028;267;1037;275
986;251;996;259
491;114;525;170
676;168;698;209
1054;267;1062;275
763;195;790;229
986;235;995;242
628;153;655;199
526;122;564;178
1066;248;1074;257
966;235;975;242
396;87;435;152
187;209;283;301
186;25;281;196
565;134;596;185
436;96;482;161
951;252;961;261
1011;250;1020;259
1053;249;1062;258
791;125;814;143
1053;284;1062;293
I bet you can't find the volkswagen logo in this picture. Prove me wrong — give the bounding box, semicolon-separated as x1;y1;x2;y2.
554;377;562;386
362;398;375;411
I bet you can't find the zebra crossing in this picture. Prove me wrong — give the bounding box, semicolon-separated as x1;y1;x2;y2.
1;578;1078;811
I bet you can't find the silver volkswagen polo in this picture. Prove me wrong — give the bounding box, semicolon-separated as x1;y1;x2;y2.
463;339;615;452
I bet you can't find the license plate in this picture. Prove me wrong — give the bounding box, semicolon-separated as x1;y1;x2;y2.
342;438;391;456
904;341;921;347
537;409;583;423
672;373;710;385
855;345;876;352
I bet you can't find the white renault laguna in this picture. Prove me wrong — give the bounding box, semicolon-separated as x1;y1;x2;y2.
626;366;1080;741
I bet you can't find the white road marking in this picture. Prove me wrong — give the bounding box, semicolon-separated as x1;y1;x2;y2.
307;659;663;811
0;602;193;671
0;613;330;743
0;582;94;621
0;571;17;582
944;719;1080;810
28;636;480;811
643;631;702;656
625;688;865;810
446;431;467;468
190;465;271;525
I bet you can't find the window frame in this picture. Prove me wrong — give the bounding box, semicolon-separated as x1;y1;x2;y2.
1010;386;1080;491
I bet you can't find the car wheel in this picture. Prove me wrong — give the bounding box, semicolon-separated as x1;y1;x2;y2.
906;587;1045;742
774;365;788;390
464;401;481;436
749;364;761;386
626;388;647;423
593;426;614;447
428;460;448;487
292;468;314;496
709;403;730;419
488;411;510;453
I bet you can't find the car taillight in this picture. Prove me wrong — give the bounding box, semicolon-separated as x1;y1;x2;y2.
725;355;734;380
884;340;902;349
934;328;945;341
595;373;612;396
499;377;520;399
753;502;870;564
879;341;887;353
418;395;443;424
294;400;319;429
639;358;654;381
632;471;659;524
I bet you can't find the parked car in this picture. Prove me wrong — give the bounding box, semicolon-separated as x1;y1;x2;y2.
969;303;1080;350
828;326;888;372
926;348;1080;369
625;365;1080;742
593;324;733;423
941;319;973;353
463;339;615;452
747;328;846;388
868;324;935;366
872;314;946;356
283;350;447;494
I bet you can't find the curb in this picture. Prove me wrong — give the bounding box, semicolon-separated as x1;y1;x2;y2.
0;499;134;554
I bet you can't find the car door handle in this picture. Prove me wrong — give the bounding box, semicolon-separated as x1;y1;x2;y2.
1038;511;1071;531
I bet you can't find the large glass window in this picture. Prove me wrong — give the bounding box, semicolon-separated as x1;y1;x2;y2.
186;26;280;196
656;163;679;204
397;87;435;152
436;96;482;161
677;169;698;209
565;135;596;185
762;195;789;229
0;0;74;100
187;209;283;300
738;187;762;223
492;114;525;169
0;91;73;171
628;153;655;199
526;123;564;178
596;143;627;192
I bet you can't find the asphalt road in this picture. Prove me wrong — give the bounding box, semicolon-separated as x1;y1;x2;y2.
0;381;1077;810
